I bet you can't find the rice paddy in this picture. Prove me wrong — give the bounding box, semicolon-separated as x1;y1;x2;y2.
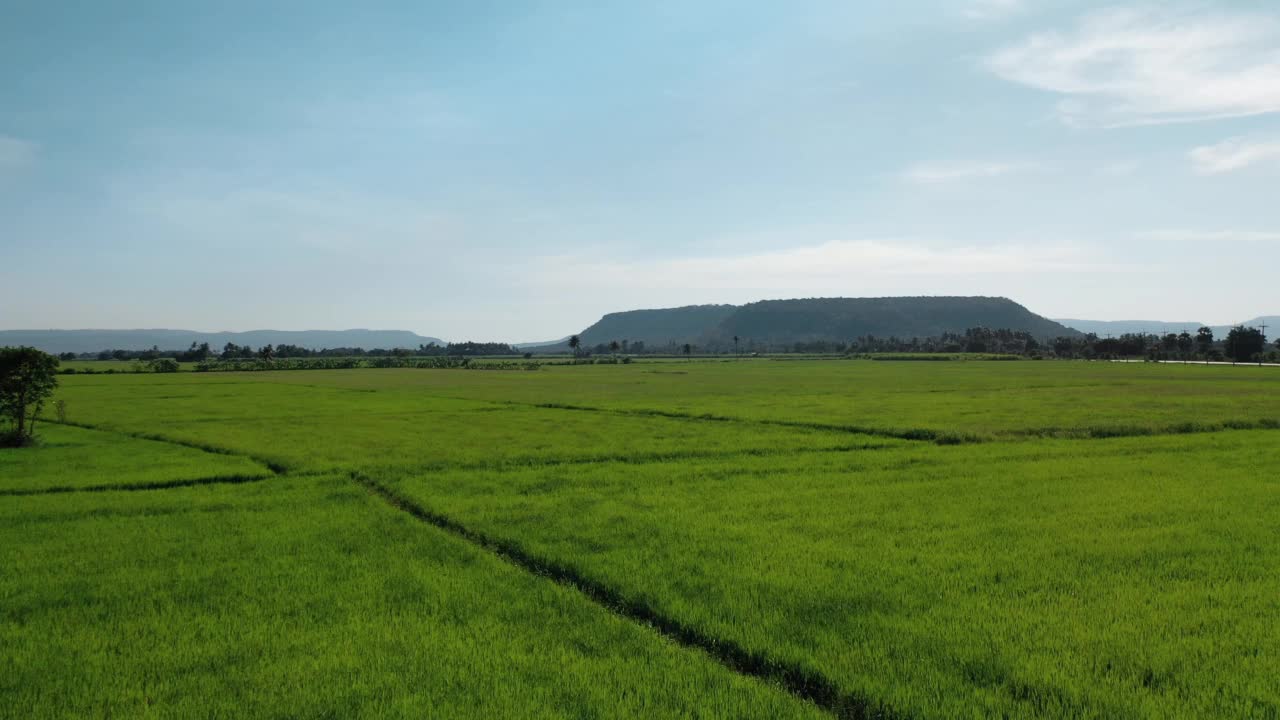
3;360;1278;718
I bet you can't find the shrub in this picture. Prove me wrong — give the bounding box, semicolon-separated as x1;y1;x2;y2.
149;358;181;373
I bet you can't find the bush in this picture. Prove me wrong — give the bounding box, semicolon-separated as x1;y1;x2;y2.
149;358;181;373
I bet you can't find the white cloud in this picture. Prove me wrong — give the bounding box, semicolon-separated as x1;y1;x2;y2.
526;238;1115;298
0;135;37;172
986;7;1280;126
902;161;1033;184
963;0;1024;21
1139;229;1280;243
1189;137;1280;174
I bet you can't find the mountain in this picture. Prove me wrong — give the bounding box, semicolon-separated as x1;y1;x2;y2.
547;296;1078;352
0;329;446;355
577;305;738;348
1055;319;1206;337
1225;317;1280;338
513;336;573;350
718;297;1078;345
1057;316;1278;338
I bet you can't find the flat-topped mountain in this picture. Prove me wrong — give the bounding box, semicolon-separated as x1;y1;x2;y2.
0;329;445;354
563;296;1079;351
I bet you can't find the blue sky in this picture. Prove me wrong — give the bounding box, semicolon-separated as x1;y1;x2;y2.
2;0;1278;341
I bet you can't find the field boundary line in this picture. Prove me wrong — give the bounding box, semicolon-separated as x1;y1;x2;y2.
352;471;905;720
0;472;276;497
379;441;902;475
429;395;1280;446
48;419;290;475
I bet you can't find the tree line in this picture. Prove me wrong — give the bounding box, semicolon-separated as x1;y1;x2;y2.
569;325;1279;362
62;341;523;363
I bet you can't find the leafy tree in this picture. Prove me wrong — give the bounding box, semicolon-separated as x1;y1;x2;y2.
609;340;620;356
568;335;581;357
682;343;693;359
1224;326;1265;362
1196;327;1214;357
1177;332;1194;358
258;344;275;361
0;347;60;446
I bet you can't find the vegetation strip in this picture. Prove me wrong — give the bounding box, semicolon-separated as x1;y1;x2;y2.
351;471;904;720
0;472;274;497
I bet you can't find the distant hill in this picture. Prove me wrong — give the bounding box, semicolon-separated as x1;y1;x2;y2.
578;305;738;348
1055;319;1206;337
513;336;572;350
719;297;1077;345
1058;316;1278;338
0;329;445;354
543;296;1078;352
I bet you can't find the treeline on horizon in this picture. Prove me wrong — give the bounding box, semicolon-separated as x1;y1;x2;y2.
574;325;1277;362
54;326;1279;364
59;341;522;362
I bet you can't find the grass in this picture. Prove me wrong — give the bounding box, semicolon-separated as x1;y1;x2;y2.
379;431;1280;719
46;373;902;473
149;360;1279;441
3;360;1279;718
0;476;824;719
0;423;272;495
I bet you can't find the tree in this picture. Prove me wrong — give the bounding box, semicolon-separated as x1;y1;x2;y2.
609;340;620;356
682;343;693;360
1177;332;1194;359
733;335;740;355
568;335;581;357
258;344;275;361
0;347;60;446
1224;326;1265;363
1196;327;1214;358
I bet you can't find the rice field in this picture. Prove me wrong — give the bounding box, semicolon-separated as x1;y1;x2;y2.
3;360;1278;718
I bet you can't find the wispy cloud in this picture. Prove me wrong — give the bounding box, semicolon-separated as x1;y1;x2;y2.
1189;137;1280;175
526;238;1114;299
0;135;37;172
986;7;1280;126
1139;229;1280;243
902;161;1033;184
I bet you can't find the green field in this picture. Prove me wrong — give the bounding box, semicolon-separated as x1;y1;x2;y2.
3;360;1279;718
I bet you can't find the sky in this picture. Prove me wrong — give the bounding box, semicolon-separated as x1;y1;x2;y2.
2;0;1278;342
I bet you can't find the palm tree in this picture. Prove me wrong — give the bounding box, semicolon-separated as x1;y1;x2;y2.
682;343;693;360
609;340;620;357
568;335;581;357
733;335;740;355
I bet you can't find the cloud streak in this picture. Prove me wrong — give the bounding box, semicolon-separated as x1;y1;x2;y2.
1189;137;1280;175
986;7;1280;126
527;238;1116;298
